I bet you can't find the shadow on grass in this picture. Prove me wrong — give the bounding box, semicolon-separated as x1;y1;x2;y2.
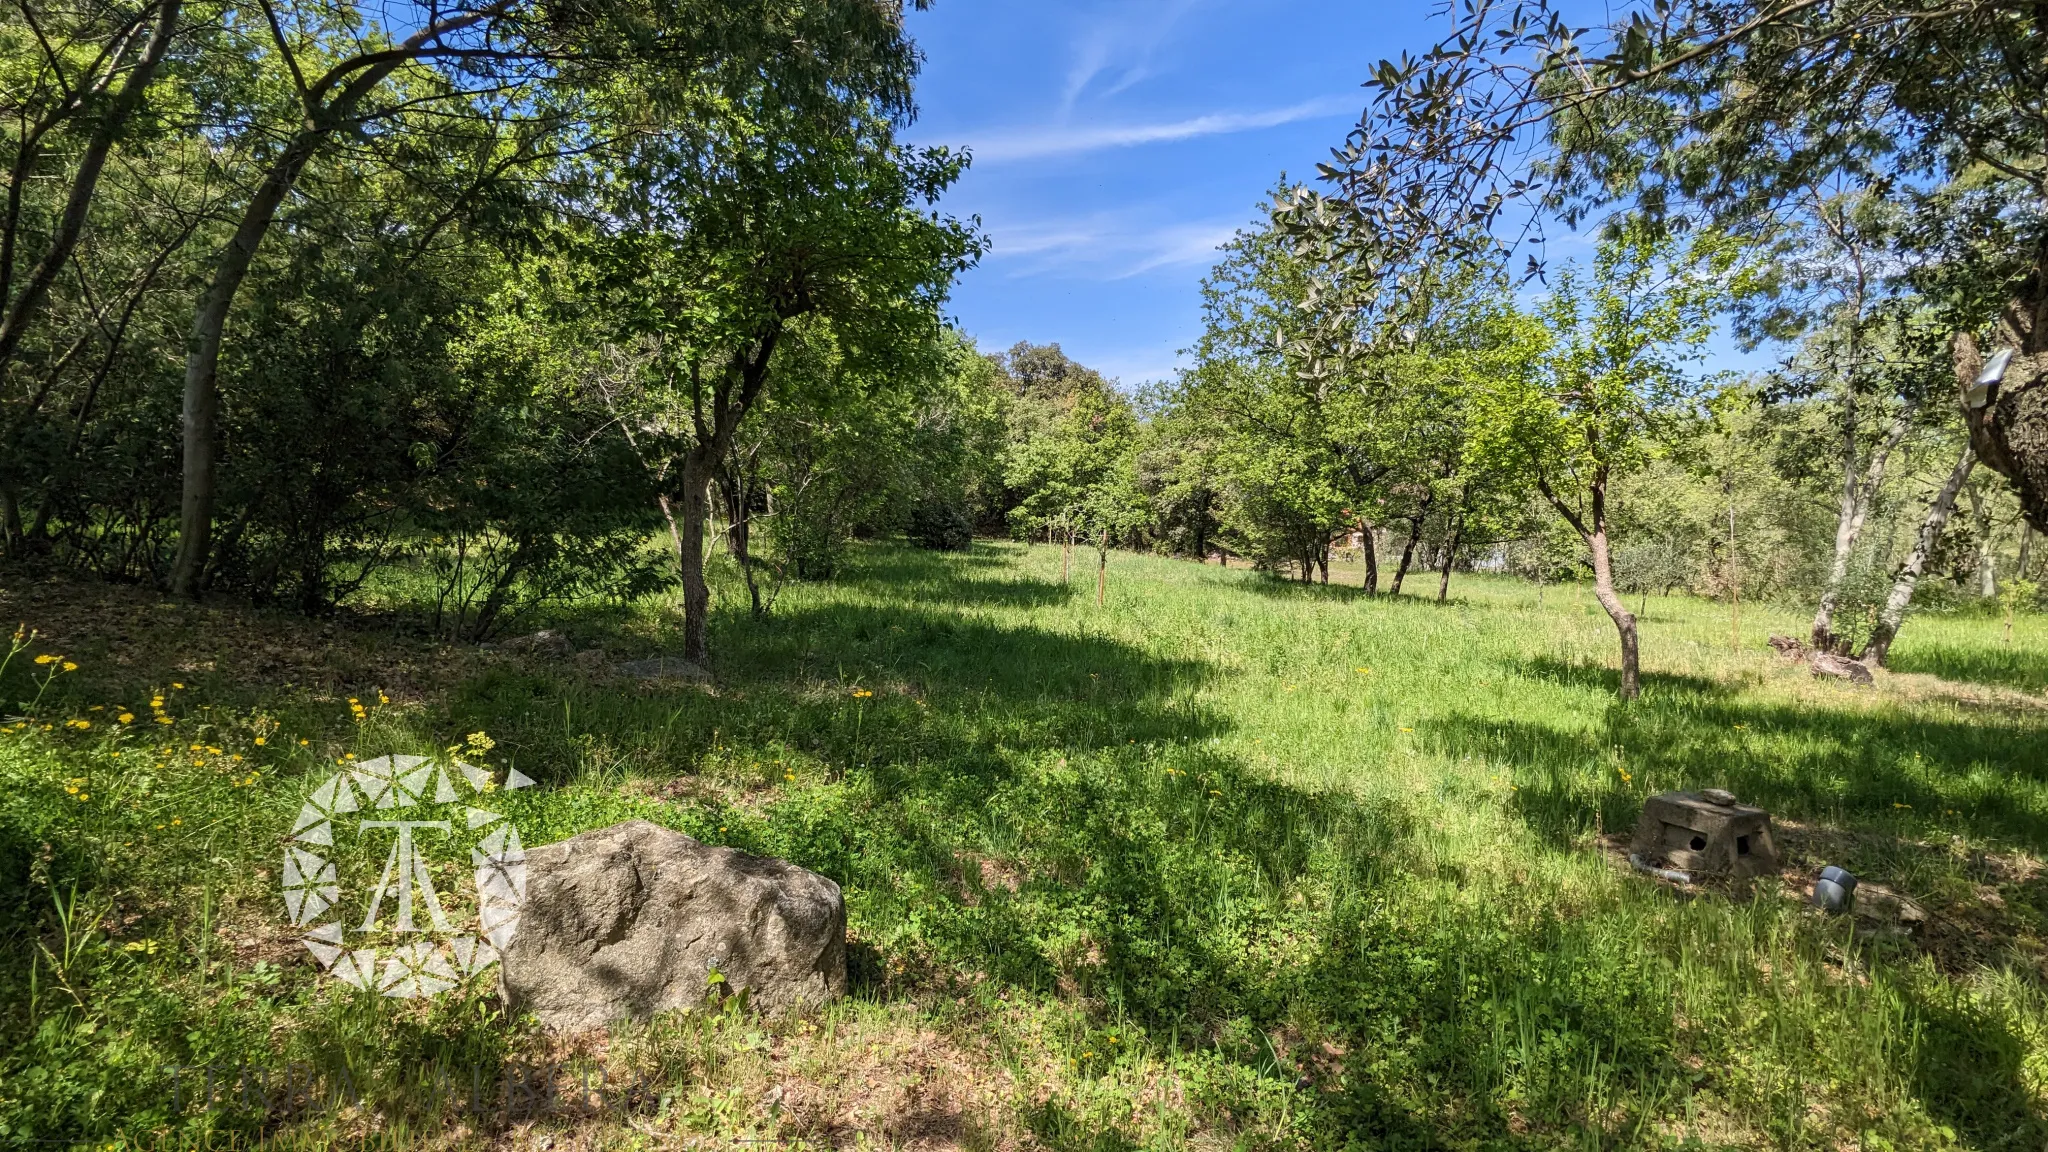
1233;575;1481;608
1510;655;1729;699
1901;974;2046;1150
838;542;1078;610
1417;664;2048;1144
1889;640;2048;695
1426;688;2048;853
432;545;2048;1147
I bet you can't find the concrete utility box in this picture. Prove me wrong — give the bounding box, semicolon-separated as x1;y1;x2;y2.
1630;790;1780;879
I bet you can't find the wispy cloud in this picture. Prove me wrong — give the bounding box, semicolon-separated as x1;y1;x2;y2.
989;212;1248;281
1058;0;1202;115
964;94;1358;164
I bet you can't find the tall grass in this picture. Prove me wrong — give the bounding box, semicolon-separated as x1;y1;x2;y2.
2;543;2044;1148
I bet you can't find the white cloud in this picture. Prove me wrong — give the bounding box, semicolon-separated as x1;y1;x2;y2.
1058;0;1202;115
988;212;1247;280
964;95;1358;163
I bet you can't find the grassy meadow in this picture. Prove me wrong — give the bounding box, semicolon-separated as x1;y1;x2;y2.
3;542;2048;1149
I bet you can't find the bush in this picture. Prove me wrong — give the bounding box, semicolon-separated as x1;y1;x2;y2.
907;500;973;551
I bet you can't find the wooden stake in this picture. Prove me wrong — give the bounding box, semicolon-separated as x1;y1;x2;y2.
1727;477;1741;651
1096;531;1108;607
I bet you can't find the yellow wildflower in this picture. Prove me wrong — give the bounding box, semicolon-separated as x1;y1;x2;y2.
33;654;55;664
253;736;266;746
61;662;77;673
171;682;183;689
117;713;134;724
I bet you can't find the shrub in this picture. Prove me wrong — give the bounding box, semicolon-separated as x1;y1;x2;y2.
906;500;973;551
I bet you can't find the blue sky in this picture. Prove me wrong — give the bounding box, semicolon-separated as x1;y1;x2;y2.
902;2;1444;388
901;2;1775;389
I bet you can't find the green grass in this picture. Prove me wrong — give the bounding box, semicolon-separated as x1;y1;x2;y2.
4;543;2048;1149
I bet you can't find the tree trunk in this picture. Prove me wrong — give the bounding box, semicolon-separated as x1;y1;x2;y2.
1436;520;1461;602
1862;444;1976;668
0;482;20;555
679;448;713;664
1969;482;1997;597
718;462;765;618
1359;521;1379;594
1096;531;1107;607
170;129;325;595
1391;512;1427;595
2021;523;2035;579
168;7;496;596
1727;477;1741;651
1811;408;1912;652
1061;522;1072;582
1587;523;1641;699
658;494;687;578
1541;474;1640;699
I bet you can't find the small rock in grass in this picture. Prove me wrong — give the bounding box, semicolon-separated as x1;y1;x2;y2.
491;629;572;657
1809;652;1874;685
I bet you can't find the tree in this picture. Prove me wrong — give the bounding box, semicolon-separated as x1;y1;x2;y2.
1468;226;1732;698
1862;442;1975;667
585;87;978;664
1001;352;1139;577
1176;220;1400;584
1273;0;2048;534
167;0;935;594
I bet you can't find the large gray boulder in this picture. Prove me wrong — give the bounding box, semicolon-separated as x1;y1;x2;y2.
501;820;845;1030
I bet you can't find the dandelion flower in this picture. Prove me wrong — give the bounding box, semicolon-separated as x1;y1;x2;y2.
118;713;134;724
33;654;55;665
171;682;183;689
62;662;77;673
254;736;266;746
